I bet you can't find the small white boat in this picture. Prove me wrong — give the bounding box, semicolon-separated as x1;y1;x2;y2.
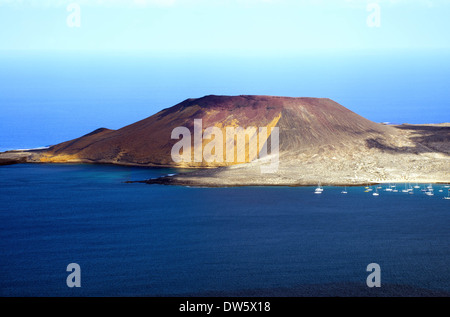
402;183;412;193
373;188;380;196
315;182;323;194
425;191;434;196
341;186;347;194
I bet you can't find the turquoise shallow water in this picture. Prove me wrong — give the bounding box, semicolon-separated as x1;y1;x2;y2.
0;164;449;296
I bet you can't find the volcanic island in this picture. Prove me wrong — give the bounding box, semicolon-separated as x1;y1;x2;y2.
1;95;449;186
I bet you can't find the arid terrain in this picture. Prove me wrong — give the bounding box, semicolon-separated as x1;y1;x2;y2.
1;95;449;186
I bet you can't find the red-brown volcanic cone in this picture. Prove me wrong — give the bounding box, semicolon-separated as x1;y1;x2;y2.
39;95;394;167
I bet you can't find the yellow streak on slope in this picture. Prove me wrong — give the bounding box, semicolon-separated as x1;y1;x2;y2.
179;112;282;168
38;153;82;163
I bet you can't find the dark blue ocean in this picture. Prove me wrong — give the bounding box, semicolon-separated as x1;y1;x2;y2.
0;163;449;296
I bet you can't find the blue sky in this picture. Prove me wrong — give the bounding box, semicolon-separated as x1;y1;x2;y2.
1;0;450;52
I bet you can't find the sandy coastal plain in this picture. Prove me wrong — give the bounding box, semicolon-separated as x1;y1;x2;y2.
135;123;450;187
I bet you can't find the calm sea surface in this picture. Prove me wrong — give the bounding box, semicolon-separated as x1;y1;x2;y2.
0;164;449;296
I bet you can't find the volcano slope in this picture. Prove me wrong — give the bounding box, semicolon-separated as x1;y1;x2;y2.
1;95;449;186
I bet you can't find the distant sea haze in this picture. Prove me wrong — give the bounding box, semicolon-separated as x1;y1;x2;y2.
0;50;449;151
